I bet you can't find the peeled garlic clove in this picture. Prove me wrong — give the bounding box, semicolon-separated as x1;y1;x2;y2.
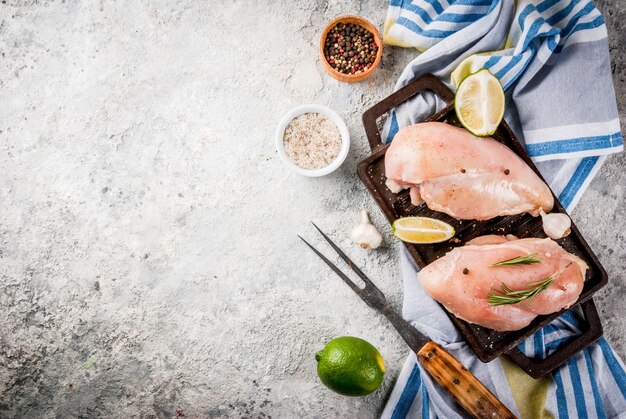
350;210;383;249
540;210;571;239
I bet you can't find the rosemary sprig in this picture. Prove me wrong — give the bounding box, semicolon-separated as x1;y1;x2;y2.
487;274;556;306
489;252;541;268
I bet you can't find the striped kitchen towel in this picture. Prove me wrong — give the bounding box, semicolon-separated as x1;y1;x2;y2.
381;0;623;211
382;248;626;418
380;0;626;418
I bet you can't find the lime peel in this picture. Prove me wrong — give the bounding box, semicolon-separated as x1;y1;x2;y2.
315;336;385;397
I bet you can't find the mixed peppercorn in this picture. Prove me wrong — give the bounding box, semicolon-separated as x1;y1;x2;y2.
323;22;379;75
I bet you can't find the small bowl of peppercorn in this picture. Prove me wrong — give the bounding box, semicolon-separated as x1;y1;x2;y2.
320;15;383;83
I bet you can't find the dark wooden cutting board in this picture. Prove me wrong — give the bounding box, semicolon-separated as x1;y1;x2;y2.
357;74;607;378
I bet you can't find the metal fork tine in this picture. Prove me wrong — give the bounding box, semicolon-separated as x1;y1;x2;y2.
300;233;429;353
297;235;362;295
310;222;379;290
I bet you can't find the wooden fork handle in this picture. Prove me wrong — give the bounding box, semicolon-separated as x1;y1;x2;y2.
417;341;517;419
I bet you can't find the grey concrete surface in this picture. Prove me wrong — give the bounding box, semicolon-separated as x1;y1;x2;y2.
0;1;624;418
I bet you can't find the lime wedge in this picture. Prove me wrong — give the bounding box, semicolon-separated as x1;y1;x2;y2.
392;217;455;244
454;69;505;137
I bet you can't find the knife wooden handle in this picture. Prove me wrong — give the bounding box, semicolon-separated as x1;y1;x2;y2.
417;341;517;419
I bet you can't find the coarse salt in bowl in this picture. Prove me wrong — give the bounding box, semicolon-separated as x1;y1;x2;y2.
275;104;350;177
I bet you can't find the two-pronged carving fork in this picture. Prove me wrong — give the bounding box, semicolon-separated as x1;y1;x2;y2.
299;223;516;419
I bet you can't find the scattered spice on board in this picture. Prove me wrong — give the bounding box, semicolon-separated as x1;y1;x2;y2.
323;22;378;75
283;112;342;170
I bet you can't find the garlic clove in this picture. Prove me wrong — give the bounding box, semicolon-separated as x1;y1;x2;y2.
540;210;572;239
350;210;383;250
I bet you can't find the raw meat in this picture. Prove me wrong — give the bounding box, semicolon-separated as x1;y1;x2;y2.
417;235;587;331
384;122;554;220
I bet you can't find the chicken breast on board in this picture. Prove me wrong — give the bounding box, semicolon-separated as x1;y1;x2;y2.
417;235;588;332
384;122;554;220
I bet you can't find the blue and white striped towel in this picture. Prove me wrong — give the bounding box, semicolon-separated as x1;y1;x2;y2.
381;0;623;211
382;249;626;418
379;0;626;417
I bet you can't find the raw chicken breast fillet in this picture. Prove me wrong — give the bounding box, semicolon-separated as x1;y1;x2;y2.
417;235;588;331
384;122;554;220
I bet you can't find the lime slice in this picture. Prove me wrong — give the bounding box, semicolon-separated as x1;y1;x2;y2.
392;217;455;244
454;69;505;137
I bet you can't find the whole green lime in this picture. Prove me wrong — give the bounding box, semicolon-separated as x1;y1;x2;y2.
315;336;385;397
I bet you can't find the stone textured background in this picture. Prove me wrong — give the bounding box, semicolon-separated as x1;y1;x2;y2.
0;1;624;418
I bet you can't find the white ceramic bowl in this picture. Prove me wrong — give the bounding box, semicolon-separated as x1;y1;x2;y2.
275;104;350;177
